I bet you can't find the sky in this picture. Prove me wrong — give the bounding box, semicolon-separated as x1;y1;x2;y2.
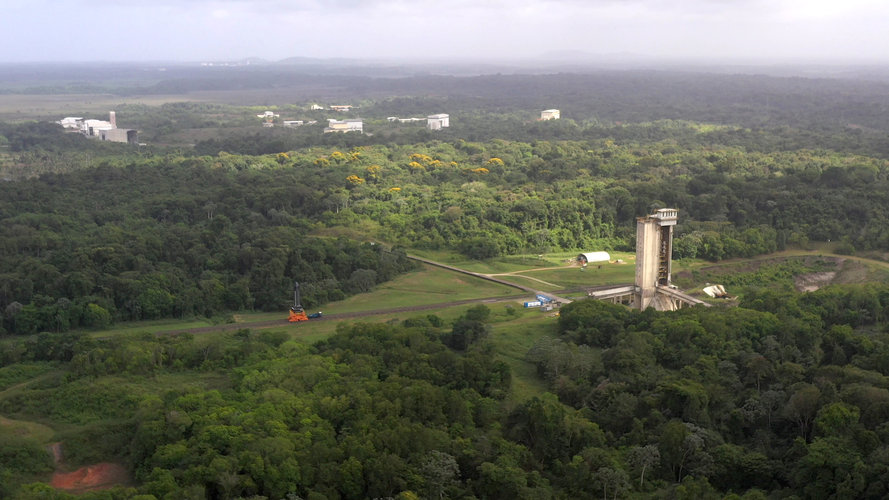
2;0;888;64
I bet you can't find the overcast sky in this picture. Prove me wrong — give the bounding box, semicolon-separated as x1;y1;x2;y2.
2;0;888;64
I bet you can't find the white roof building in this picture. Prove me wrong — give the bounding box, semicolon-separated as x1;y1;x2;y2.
324;119;363;133
57;117;83;129
81;119;114;136
427;113;449;130
578;251;611;264
541;109;560;120
60;111;137;143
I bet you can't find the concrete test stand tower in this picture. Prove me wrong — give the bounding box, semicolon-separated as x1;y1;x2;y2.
635;208;678;310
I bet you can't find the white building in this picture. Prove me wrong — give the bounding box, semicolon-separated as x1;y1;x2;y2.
59;111;138;144
57;117;83;129
257;110;279;118
541;109;560;120
80;119;115;137
324;118;363;133
577;251;611;265
283;120;304;127
427;114;449;130
99;128;138;143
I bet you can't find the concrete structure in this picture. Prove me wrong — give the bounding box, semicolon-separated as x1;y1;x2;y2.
584;208;709;311
59;112;138;144
577;251;611;265
330;105;353;112
257;110;279;118
99;128;138;143
635;208;678;310
427;114;450;130
81;118;115;136
324;118;363;133
310;104;324;110
283;120;304;127
541;109;560;120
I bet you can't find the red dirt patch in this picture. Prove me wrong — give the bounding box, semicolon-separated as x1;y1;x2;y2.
51;463;130;493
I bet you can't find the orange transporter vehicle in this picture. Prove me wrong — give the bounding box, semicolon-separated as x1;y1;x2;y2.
288;281;309;322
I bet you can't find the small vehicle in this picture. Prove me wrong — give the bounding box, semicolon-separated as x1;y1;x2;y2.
308;311;323;319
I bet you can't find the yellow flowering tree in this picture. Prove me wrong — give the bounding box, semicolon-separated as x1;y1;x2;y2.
330;151;347;163
365;165;382;182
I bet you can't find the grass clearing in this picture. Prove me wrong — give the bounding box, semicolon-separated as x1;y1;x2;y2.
88;318;220;338
282;302;511;344
0;415;56;443
0;362;58;391
487;308;558;403
314;264;517;313
515;263;637;289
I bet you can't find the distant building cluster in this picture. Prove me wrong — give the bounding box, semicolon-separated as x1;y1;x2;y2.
257;104;451;135
386;114;450;131
57;111;138;144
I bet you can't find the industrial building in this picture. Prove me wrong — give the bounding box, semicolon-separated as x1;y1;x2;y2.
98;128;138;143
324;119;363;133
541;109;560;120
635;208;678;309
427;114;450;130
388;117;425;123
585;208;707;311
57;111;138;144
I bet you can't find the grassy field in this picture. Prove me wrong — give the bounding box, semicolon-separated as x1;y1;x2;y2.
513;263;637;290
0;415;56;443
88;318;221;338
487;309;558;404
327;264;517;311
18;246;889;429
0;93;198;121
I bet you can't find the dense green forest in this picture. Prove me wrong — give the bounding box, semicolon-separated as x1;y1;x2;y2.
3;67;889;498
3;120;889;333
6;288;889;498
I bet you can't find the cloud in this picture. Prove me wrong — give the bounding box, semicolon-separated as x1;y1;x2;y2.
1;0;887;62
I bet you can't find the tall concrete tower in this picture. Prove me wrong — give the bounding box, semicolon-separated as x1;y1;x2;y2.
109;111;117;128
635;208;678;310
